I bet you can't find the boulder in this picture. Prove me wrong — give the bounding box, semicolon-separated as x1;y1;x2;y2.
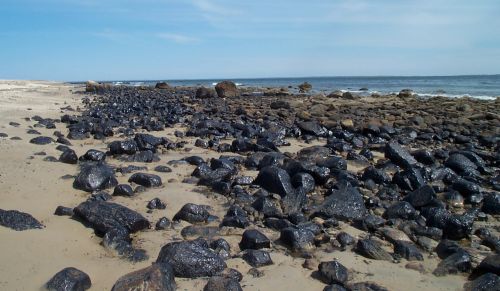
173;203;210;224
73;200;150;234
464;273;500;291
279;226;315;251
128;173;162;187
73;163;118;192
356;239;393;261
393;240;423;261
318;260;349;285
30;136;54;145
385;142;417;169
113;184;134;197
254;166;295;197
215;81;238;98
155;82;170;89
156;239;227;278
111;263;175;291
239;229;271;250
242;250;273;267
203;276;242;291
46;267;91;291
59;149;78;164
0;209;44;231
433;250;472;276
403;185;435;208
298;82;312;93
196;87;217;98
313;183;367;221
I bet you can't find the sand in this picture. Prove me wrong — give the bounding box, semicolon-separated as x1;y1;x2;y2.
0;80;467;290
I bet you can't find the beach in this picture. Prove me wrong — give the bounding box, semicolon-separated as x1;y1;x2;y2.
0;80;499;290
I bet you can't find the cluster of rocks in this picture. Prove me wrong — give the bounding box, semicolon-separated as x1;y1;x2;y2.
2;81;499;290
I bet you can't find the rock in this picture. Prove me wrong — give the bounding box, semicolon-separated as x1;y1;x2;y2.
323;285;348;291
73;200;150;234
254;166;295;197
384;201;418;220
203;276;242;291
147;198;166;210
154;165;172;173
0;209;44;231
239;229;271;250
180;225;219;240
215;81;238;98
196;87;217;98
483;193;500;215
349;282;390;291
59;149;78;164
313;183;367;221
385;142;417;169
464;273;500;291
403;185;435;208
270;100;291;110
173;203;210;224
398;89;414;98
422;208;474;240
445;153;478;174
317;260;349;285
73;163;118;192
475;254;500;276
109;140;138;155
220;205;250;229
291;173;316;193
392;167;425;191
155;82;170;89
30;136;54;145
298;82;312;93
46;267;91;291
297;121;328;137
393;240;423;261
156;239;227;278
355;239;393;261
128;173;162;187
113;184;134;197
80;149;106;162
155;217;171;230
242;250;273;267
433;250;472;276
361;167;391;184
279;226;315;251
111;263;175;291
336;232;356;249
54;206;74;216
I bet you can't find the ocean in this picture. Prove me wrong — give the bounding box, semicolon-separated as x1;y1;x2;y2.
101;75;500;100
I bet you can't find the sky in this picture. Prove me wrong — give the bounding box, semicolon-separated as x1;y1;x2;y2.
0;0;499;81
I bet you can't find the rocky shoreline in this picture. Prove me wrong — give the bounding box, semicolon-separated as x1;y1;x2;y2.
0;80;499;290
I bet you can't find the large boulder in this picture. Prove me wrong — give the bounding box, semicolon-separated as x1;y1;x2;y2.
73;163;118;192
46;267;91;291
156;239;227;278
155;82;170;89
73;200;150;234
312;183;367;221
111;263;176;291
0;209;44;231
196;87;217;98
215;81;238;98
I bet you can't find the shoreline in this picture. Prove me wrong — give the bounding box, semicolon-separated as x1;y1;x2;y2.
0;80;499;290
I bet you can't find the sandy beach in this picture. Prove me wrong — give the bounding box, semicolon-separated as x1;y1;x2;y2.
0;80;498;291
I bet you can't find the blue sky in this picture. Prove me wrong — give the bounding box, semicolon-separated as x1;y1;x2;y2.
1;0;499;81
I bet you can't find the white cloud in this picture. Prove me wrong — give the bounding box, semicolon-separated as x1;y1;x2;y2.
157;33;200;44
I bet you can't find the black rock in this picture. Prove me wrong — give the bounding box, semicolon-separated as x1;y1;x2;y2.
483;193;500;215
59;149;78;164
111;263;175;291
336;232;356;249
403;185;435;208
297;121;327;137
361;167;391;184
155;217;171;230
445;153;478;174
254;166;295;197
220;205;250;229
475;254;500;276
323;285;348;291
211;238;231;252
279;226;315;251
385;141;417;169
54;206;74;216
113;184;134;197
73;163;118;192
384;201;418;220
173;203;210;224
239;229;271;250
392;167;425;191
452;178;481;197
154;165;172;173
355;239;393;261
393;240;423;261
46;267;91;291
156;239;227;278
242;249;273;267
317;260;349;285
29;136;54;145
291;172;316;193
147;198;166;210
80;149;106;162
109;140;138;155
436;240;462;259
264;217;293;231
313;183;367;221
252;196;283;218
464;273;500;291
0;209;44;231
128;173;162;187
422;207;475;240
73;200;150;234
348;282;389;291
203;276;242;291
412;150;435;165
433;250;472;276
